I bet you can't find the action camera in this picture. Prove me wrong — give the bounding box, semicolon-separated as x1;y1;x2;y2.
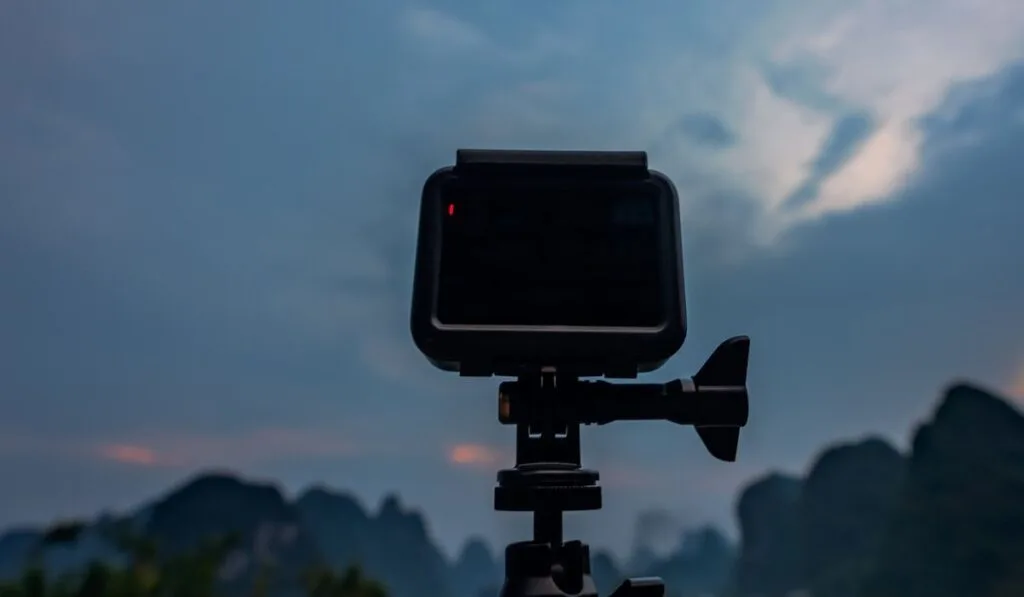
410;150;687;378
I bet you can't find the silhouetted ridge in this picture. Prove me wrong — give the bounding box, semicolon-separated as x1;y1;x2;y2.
807;435;900;469
643;525;734;597
929;381;1024;439
375;494;433;541
0;470;731;597
451;537;500;597
294;486;375;585
147;472;295;550
455;537;495;568
734;473;803;597
800;437;906;597
296;487;452;597
864;382;1024;597
295;486;369;528
589;549;623;595
144;472;321;595
733;438;908;597
730;382;1024;597
0;529;41;578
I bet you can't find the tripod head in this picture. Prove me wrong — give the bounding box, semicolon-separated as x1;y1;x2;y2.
494;336;750;597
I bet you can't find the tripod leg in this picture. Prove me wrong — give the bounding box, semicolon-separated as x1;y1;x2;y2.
609;577;665;597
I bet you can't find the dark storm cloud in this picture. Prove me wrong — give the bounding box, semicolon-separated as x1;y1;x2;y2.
761;57;849;114
669;113;739;149
810;113;877;175
782;111;877;210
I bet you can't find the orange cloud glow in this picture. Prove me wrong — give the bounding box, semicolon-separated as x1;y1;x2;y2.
97;444;178;467
94;427;359;469
448;443;501;467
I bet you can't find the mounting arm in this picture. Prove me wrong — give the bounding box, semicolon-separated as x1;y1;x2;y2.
497;336;750;461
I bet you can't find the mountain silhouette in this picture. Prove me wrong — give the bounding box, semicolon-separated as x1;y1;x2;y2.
643;526;734;597
0;529;43;578
450;537;501;597
734;472;803;597
143;472;322;595
589;548;624;595
864;382;1024;597
296;488;453;597
0;473;730;597
734;381;1024;597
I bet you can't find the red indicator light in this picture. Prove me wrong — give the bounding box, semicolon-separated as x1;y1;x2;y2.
448;203;455;216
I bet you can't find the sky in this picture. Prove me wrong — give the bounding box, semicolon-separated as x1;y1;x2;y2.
1;0;1024;559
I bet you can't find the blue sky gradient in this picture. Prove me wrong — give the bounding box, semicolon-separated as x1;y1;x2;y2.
2;1;1024;557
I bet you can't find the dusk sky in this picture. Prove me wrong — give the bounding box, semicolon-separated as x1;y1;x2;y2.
2;1;1024;559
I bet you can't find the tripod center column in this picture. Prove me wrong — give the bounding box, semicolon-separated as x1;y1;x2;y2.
533;507;563;545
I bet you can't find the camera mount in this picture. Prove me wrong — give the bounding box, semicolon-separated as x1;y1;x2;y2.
494;336;750;597
410;148;751;597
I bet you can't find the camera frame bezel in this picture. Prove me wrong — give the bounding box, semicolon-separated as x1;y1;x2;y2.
409;150;687;378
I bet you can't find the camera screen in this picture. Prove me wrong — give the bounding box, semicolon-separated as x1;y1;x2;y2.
435;181;666;328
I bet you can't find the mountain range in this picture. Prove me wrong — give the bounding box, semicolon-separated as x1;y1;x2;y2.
0;472;733;597
734;382;1024;597
2;381;1022;597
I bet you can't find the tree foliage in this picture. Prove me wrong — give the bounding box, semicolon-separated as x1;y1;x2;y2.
0;520;387;597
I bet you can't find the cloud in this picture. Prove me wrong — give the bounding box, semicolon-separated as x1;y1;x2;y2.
614;0;1024;234
668;113;738;149
92;428;361;470
708;58;1024;458
398;7;487;51
761;56;848;114
447;443;502;468
396;6;582;68
782;111;877;210
757;0;1024;220
97;444;178;467
805;111;876;181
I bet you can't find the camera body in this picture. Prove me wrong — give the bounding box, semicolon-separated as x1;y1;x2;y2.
410;150;687;378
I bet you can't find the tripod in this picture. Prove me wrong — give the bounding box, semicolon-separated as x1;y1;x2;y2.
492;336;750;597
